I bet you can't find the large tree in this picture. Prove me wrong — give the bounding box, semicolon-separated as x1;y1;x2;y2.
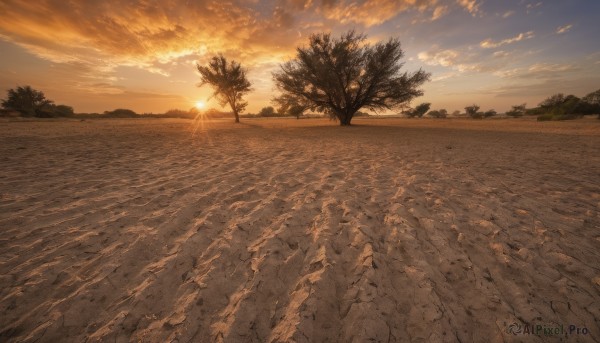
272;31;430;126
197;55;252;123
1;86;53;117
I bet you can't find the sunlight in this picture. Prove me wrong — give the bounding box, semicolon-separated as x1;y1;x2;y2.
195;101;205;109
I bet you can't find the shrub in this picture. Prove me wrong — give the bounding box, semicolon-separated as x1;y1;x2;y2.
537;113;583;121
465;105;480;118
428;109;447;118
506;104;527;118
537;113;553;121
406;102;431;118
53;105;75;117
258;106;280;117
103;109;138;118
538;94;584;116
163;109;195;118
483;109;497;118
1;86;53;117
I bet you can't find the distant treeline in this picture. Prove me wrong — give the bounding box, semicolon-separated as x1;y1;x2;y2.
75;108;234;119
2;85;599;121
404;88;600;121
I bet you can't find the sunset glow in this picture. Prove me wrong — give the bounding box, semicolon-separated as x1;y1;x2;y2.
0;1;598;114
195;101;205;110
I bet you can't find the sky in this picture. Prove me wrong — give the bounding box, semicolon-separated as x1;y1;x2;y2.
0;0;599;114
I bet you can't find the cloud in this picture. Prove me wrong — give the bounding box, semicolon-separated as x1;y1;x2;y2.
526;1;542;13
314;0;440;27
485;76;600;99
493;63;579;79
0;0;490;74
283;0;481;27
417;48;482;73
480;31;534;48
418;44;517;77
431;72;458;82
418;49;461;68
502;10;515;18
456;0;481;16
0;1;304;75
492;50;510;58
431;5;449;21
556;24;573;34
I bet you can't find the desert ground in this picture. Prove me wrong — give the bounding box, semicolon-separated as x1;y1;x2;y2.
1;117;599;342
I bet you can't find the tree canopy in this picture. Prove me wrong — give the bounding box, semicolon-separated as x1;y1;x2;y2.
1;86;53;117
506;103;526;118
197;55;252;123
406;102;431;118
464;105;480;118
428;108;447;118
258;106;276;117
272;31;430;126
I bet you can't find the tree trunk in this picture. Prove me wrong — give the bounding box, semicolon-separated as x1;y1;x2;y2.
339;110;354;126
230;100;240;123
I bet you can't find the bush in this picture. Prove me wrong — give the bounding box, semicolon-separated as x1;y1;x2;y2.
53;104;75;117
483;109;497;118
538;94;586;116
506;103;527;118
163;109;194;118
406;103;431;118
103;109;138;118
258;106;279;117
464;105;480;118
525;107;545;116
1;86;53;117
428;109;447;118
537;113;583;121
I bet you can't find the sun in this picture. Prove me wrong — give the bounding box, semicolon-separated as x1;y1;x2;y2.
195;101;205;109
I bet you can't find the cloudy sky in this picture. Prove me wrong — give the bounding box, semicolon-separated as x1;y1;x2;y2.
0;0;598;114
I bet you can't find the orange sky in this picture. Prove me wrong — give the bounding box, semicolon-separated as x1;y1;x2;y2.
1;0;599;114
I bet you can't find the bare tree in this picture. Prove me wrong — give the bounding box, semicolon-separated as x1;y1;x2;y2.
197;55;252;123
273;31;430;126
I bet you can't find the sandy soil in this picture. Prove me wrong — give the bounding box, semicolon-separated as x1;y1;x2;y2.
1;117;599;342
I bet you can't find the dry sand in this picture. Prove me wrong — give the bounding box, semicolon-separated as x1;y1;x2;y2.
1;117;599;342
